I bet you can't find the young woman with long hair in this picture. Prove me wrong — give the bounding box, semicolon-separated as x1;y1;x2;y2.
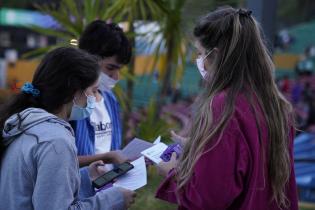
156;7;298;210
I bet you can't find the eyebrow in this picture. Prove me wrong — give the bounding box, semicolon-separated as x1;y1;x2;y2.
106;64;121;69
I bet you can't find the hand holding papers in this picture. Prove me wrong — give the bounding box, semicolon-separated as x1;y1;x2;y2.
122;136;182;164
102;136;180;192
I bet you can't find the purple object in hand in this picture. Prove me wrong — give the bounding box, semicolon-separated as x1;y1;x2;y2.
160;143;182;162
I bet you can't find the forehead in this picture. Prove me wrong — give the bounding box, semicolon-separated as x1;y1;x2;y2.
99;56;123;70
99;56;119;65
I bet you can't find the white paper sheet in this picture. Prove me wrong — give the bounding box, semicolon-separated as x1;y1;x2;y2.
153;136;161;145
140;142;168;164
113;156;147;191
122;138;153;160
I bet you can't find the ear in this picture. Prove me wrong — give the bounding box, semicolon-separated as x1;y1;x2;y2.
72;90;81;101
205;47;218;66
212;47;220;58
72;90;86;108
211;47;221;64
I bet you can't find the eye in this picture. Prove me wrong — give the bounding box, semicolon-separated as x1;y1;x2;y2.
107;67;115;71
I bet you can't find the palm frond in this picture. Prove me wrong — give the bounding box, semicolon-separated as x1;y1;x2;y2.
27;25;73;40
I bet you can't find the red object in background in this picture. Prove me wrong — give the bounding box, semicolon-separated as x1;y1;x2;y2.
9;79;19;93
281;78;290;93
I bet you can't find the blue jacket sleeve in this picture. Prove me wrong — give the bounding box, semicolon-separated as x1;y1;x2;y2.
79;167;95;199
32;138;125;210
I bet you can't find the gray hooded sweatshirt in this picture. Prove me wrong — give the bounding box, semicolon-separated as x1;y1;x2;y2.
0;108;125;210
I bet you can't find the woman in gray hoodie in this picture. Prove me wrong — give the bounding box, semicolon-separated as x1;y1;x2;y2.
0;47;136;210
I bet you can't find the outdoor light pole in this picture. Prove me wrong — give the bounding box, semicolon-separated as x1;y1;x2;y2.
247;0;278;52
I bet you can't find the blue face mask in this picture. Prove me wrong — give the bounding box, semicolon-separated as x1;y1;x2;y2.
69;93;96;121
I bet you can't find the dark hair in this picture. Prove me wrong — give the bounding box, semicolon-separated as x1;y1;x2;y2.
0;47;100;159
79;20;132;64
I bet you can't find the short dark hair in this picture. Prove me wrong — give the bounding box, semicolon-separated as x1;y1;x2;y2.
79;20;132;64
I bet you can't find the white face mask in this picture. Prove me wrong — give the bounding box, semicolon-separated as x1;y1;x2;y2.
99;72;119;91
196;49;213;79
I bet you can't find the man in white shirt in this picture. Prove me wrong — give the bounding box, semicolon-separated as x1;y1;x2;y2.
71;21;131;167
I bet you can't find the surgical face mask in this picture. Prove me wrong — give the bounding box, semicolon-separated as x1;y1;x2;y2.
69;93;96;121
99;72;119;91
196;49;213;79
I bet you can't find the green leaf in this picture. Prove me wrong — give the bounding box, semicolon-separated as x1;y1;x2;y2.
92;0;101;18
35;4;81;37
136;97;174;141
102;0;126;20
63;0;83;30
84;0;94;24
27;25;73;40
64;0;80;19
21;45;60;59
113;85;131;112
139;0;147;20
120;67;137;81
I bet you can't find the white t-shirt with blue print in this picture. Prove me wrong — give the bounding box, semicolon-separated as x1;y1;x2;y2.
90;97;112;154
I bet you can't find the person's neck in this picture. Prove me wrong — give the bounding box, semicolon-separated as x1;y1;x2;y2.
54;106;68;121
96;90;103;102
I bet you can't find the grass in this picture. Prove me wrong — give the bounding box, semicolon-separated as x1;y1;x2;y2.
299;202;315;210
130;167;177;210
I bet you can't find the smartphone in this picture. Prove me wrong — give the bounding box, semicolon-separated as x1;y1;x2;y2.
92;162;134;189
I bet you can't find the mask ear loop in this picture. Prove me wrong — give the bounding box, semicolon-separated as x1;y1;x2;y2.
203;48;214;61
84;91;96;109
85;91;96;98
72;91;87;108
72;97;80;108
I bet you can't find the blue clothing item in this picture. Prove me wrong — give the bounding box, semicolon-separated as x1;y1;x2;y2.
0;108;125;210
294;132;315;202
71;90;122;156
21;82;40;97
292;83;303;104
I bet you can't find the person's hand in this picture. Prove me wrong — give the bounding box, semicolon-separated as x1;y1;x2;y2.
157;152;177;177
118;188;137;209
88;160;107;181
106;150;129;164
171;130;188;146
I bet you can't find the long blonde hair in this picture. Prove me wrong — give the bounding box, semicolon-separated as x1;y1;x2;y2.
177;7;293;208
